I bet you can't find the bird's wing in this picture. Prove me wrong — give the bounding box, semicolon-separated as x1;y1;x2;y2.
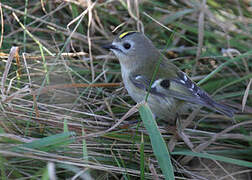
129;71;235;117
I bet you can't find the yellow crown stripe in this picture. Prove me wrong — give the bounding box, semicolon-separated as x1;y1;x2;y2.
119;31;137;39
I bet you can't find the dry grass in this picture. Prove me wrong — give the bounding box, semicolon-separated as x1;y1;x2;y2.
0;0;252;179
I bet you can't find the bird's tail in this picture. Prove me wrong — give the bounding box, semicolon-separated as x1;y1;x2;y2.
210;101;235;118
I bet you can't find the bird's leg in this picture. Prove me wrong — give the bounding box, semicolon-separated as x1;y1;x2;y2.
166;113;180;151
168;113;194;151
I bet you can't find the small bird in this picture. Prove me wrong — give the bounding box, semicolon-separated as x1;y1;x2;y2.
103;31;234;120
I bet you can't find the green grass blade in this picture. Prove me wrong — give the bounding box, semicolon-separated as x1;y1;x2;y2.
14;132;76;152
198;51;252;85
71;3;85;34
163;9;195;24
213;73;252;95
172;151;252;168
82;128;88;160
140;133;145;180
39;44;49;85
139;103;174;180
41;165;49;180
0;155;7;180
63;119;69;133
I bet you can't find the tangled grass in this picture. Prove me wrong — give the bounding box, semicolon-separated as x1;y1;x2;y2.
0;0;252;179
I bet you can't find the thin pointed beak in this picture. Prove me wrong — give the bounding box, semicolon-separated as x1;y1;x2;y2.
102;44;119;51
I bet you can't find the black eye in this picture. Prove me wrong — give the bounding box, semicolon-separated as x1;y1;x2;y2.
123;43;131;49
